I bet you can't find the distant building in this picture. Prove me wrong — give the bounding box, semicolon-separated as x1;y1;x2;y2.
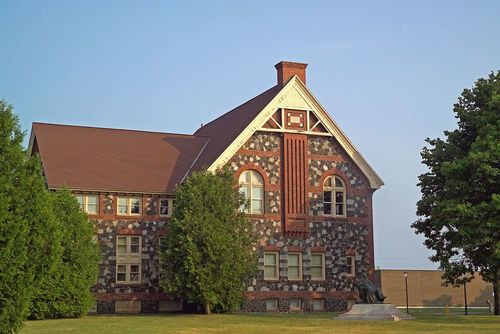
29;61;384;313
374;270;493;307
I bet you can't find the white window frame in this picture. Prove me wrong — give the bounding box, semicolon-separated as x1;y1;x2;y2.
116;236;142;284
117;196;142;216
287;252;302;281
266;298;278;311
310;253;325;281
159;198;173;217
239;170;264;214
346;255;356;277
289;298;302;311
75;194;99;214
323;175;346;217
312;298;325;311
263;252;279;281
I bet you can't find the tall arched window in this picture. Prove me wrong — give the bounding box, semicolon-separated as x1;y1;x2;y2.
239;170;264;214
323;176;346;217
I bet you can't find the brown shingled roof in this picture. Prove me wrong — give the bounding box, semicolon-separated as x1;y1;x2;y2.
192;85;281;170
31;123;209;194
31;85;282;193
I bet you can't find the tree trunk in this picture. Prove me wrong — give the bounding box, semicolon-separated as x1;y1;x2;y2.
204;303;211;315
494;279;499;316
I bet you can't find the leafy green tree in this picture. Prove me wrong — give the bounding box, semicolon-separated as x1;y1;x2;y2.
160;168;257;314
29;189;100;319
0;100;31;333
0;100;61;333
412;72;500;315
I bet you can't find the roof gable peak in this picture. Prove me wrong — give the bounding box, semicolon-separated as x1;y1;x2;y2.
206;76;384;189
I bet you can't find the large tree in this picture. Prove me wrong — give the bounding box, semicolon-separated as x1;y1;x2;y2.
412;72;500;315
160;168;257;314
29;189;100;319
0;101;61;333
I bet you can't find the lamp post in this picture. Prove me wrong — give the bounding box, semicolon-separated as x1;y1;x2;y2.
404;272;409;314
464;279;468;316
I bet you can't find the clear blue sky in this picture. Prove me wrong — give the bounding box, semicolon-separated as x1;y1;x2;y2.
1;1;499;269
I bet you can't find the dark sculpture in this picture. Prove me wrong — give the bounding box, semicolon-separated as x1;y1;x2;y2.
357;278;386;304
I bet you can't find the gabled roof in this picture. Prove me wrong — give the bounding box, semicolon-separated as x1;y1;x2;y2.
30;72;383;193
192;85;281;171
202;76;384;189
30;123;209;194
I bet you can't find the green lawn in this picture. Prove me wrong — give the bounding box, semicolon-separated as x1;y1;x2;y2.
21;310;499;334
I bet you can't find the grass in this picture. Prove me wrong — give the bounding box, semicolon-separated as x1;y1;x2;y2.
21;309;499;334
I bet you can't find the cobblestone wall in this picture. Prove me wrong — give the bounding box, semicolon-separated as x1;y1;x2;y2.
229;155;280;184
243;132;280;151
95;218;165;294
92;131;373;314
247;219;369;292
308;136;342;156
309;159;366;188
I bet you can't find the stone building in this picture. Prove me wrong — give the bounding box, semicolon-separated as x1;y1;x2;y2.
29;61;384;313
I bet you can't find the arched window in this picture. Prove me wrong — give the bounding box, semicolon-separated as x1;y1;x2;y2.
323;176;346;217
239;170;264;214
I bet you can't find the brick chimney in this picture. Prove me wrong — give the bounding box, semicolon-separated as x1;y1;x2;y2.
275;61;308;86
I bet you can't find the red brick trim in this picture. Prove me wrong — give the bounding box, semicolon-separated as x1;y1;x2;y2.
346;249;356;256
308;154;346;162
287;246;303;252
244;291;358;300
317;168;354;194
262;245;281;252
117;229;143;235
308;187;370;196
237;149;280;157
311;246;325;252
249;214;281;220
95;292;175;301
234;163;271;185
308;216;368;223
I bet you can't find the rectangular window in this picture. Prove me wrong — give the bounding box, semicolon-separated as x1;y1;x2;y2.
335;191;344;216
287;253;302;280
266;299;278;311
310;253;325;280
264;252;279;280
116;236;142;284
346;256;355;276
117;197;141;216
129;264;140;282
323;191;332;215
117;236;127;255
75;194;99;214
312;298;324;311
251;186;263;214
117;265;127;282
130;236;140;254
289;299;301;311
159;198;173;217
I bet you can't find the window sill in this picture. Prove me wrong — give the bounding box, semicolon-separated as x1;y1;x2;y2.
322;214;347;219
264;278;279;281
